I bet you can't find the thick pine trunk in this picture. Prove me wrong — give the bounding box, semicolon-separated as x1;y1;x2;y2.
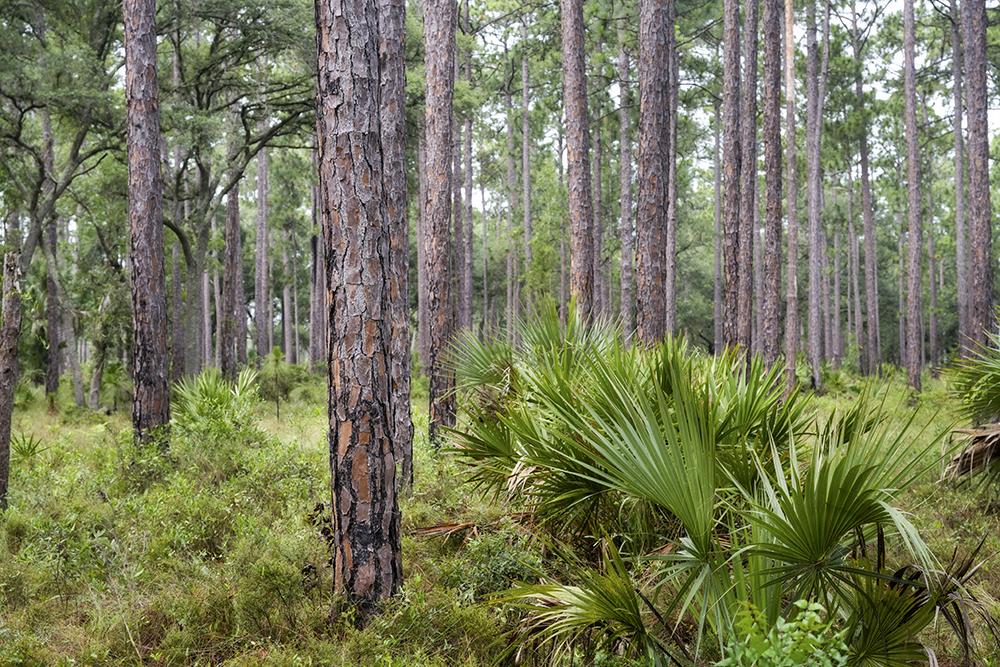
903;0;922;390
316;0;402;618
783;0;800;392
378;0;414;489
423;0;458;442
963;0;992;347
636;0;669;343
737;0;758;352
761;0;782;365
617;28;634;342
560;0;595;321
124;0;171;441
721;0;742;347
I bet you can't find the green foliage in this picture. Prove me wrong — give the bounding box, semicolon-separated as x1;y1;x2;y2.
171;367;259;434
258;349;297;417
948;331;1000;425
716;601;848;667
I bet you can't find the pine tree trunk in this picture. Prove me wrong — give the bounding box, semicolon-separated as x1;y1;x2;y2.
832;228;842;367
282;240;293;363
592;120;604;319
721;0;742;347
963;0;992;347
664;0;678;334
0;229;23;509
316;0;402;618
950;0;968;350
805;0;822;387
171;242;185;381
221;161;242;380
521;23;533;317
40;110;60;404
761;0;782;365
928;233;938;374
898;215;906;365
636;0;669;343
504;74;518;342
713;101;723;353
617;27;634;342
903;0;922;391
737;0;758;353
557;128;568;324
125;0;171;441
821;228;832;361
423;0;458;442
379;0;414;489
255;144;271;365
462;0;474;332
783;0;800;392
561;0;595;321
848;168;864;367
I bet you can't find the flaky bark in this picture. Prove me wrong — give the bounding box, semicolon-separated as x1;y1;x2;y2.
903;0;922;390
737;0;758;352
963;0;992;347
560;0;595;321
378;0;413;488
423;0;458;441
617;27;634;342
783;0;800;392
316;0;402;619
125;0;171;441
761;0;782;365
635;0;669;343
721;0;742;347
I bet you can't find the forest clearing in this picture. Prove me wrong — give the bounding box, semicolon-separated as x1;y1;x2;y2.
2;0;1000;663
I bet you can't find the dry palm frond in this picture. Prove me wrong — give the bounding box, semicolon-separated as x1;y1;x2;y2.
944;425;1000;481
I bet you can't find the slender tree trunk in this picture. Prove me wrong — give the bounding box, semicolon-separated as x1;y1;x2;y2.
713;101;723;353
221;151;242;380
737;0;758;352
235;226;247;367
504;73;518;342
805;0;822;387
481;179;489;334
282;239;293;363
41;110;60;404
636;0;669;343
185;215;205;376
721;0;742;347
898;215;906;366
832;228;842;367
821;228;832;361
903;0;922;390
761;0;782;365
316;0;402;618
423;0;458;442
617;27;634;342
963;0;992;347
557;128;568;324
452;121;464;332
851;2;879;373
561;0;595;321
783;0;800;392
378;0;414;488
0;224;23;509
214;261;222;367
125;0;171;441
416;137;429;370
664;0;678;333
949;0;968;350
255;143;271;365
848;168;864;367
928;232;938;374
592;119;604;319
462;0;474;332
171;242;185;381
521;23;533;317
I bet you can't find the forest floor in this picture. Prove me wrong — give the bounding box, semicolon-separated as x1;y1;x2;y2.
0;370;998;665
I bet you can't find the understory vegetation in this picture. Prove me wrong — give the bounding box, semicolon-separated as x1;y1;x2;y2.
2;319;1000;665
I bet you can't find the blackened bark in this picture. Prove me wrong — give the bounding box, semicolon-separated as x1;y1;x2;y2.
963;0;992;347
761;0;782;365
636;0;669;343
617;27;634;342
125;0;171;441
903;0;922;390
737;0;758;352
721;0;742;347
784;0;800;392
561;0;595;321
378;0;414;488
423;0;458;441
316;0;402;618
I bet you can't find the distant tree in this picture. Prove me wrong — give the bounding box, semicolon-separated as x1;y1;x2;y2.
761;0;782;365
721;0;742;347
902;0;921;390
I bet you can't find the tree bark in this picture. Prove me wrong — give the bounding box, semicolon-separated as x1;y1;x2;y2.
521;23;533;317
453;119;464;333
949;0;968;350
561;0;595;321
903;0;922;391
0;227;23;509
255;143;271;365
423;0;458;442
125;0;171;441
848;168;864;367
783;0;800;392
171;242;185;381
592;118;604;319
713;101;723;353
41;110;60;404
282;235;294;363
462;0;474;332
504;71;519;343
928;232;938;373
737;0;758;353
316;0;402;618
832;228;842;367
636;0;669;343
664;0;678;333
963;0;992;347
378;0;414;489
761;0;782;365
557;128;568;324
721;0;742;347
805;0;823;387
221;146;242;380
617;27;634;343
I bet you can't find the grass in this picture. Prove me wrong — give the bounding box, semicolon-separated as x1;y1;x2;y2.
0;368;997;665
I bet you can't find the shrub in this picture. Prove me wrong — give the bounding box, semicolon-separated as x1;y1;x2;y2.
717;601;848;667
